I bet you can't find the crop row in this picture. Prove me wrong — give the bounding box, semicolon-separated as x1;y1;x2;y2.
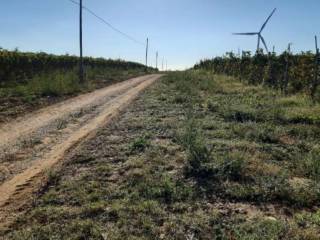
0;49;151;85
194;50;320;101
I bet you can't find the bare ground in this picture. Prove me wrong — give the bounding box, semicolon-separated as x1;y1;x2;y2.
0;74;162;230
2;72;320;239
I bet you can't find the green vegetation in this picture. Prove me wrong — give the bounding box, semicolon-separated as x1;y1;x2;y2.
0;48;152;86
0;67;145;99
194;51;320;101
0;49;155;121
130;136;151;153
5;71;320;239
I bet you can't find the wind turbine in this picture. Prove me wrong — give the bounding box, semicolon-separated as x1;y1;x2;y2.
233;8;277;53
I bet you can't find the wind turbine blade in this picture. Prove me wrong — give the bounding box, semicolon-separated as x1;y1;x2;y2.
260;8;276;32
233;32;258;36
260;36;269;53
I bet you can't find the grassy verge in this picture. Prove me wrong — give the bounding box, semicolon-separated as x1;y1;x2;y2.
0;67;150;122
5;71;320;239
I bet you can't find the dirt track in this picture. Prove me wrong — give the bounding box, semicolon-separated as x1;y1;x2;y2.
0;74;161;230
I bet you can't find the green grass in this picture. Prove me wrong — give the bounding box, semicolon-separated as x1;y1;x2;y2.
168;71;320;206
5;71;320;239
130;136;151;153
1;67;149;100
0;67;151;122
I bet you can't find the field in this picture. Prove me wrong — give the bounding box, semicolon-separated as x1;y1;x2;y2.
0;49;154;123
4;71;320;239
195;51;320;101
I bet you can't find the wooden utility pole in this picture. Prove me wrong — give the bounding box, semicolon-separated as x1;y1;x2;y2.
162;58;164;71
156;51;158;69
311;35;319;100
145;38;149;68
79;0;84;83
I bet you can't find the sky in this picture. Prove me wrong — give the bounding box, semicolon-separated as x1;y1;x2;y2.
1;0;319;70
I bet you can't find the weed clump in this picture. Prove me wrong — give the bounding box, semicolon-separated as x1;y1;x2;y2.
295;147;320;182
130;136;150;153
178;118;213;179
223;106;257;123
179;117;247;187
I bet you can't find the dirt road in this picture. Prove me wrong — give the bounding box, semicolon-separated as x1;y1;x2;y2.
0;74;161;230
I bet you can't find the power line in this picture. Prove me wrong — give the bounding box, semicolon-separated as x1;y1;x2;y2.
68;0;164;68
67;0;145;46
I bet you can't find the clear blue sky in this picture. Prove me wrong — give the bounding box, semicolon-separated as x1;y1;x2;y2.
1;0;319;70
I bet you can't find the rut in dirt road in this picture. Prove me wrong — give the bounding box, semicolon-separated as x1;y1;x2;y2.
0;75;155;152
0;74;160;184
0;74;161;230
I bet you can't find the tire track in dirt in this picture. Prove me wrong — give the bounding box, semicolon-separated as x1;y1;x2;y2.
0;74;162;231
0;75;153;150
0;75;159;184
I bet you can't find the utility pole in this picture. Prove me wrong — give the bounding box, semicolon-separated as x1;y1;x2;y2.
166;60;168;71
79;0;84;83
311;35;319;101
145;38;149;68
156;51;158;70
162;58;164;71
